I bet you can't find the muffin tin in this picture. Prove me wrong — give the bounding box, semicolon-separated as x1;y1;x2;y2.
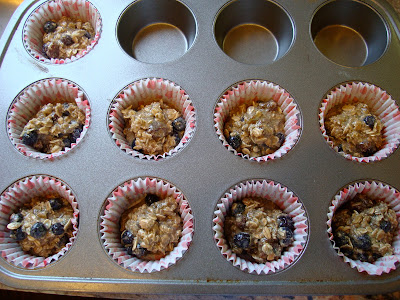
1;0;400;295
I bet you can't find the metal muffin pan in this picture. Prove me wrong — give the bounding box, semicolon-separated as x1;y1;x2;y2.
1;0;400;295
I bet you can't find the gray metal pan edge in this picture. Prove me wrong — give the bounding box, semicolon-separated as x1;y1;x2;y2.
0;0;399;295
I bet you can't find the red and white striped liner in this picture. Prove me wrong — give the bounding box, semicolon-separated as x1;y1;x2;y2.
7;78;91;160
212;179;308;274
327;180;400;275
100;177;194;273
108;78;196;160
214;80;301;162
0;175;79;269
23;0;102;64
319;82;400;163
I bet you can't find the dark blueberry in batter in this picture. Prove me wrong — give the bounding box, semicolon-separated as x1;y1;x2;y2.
357;252;369;262
278;215;294;230
275;132;285;146
69;127;83;143
231;201;245;216
126;246;133;256
380;220;392;233
42;43;49;58
131;139;136;149
43;21;57;33
49;198;63;211
63;138;72;148
353;234;371;251
84;31;91;39
121;230;134;245
334;231;351;247
30;222;47;239
22;130;38;147
283;227;294;240
372;252;382;261
337;144;343;152
340;247;353;257
133;244;148;258
172;117;186;132
62;110;70;117
13;227;27;241
363;115;376;129
51;223;65;235
61;34;74;46
280;237;293;247
10;213;23;223
173;131;181;145
233;232;250;249
145;194;159;206
228;135;241;149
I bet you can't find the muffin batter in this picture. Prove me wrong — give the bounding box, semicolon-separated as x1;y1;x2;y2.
332;194;398;263
325;103;384;157
7;194;74;257
42;16;95;59
224;100;286;157
20;102;85;153
121;101;186;156
120;194;182;260
224;197;295;263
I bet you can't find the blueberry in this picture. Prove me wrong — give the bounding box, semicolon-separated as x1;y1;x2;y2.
372;252;382;261
231;201;245;216
133;244;148;258
69;127;83;143
363;115;375;129
353;234;371;251
228;135;241;149
283;227;294;240
334;231;350;247
275;132;285;146
49;198;63;211
340;247;353;257
357;252;369;262
10;213;23;223
63;138;71;148
280;237;293;247
172;117;186;131
337;144;343;152
30;222;47;239
61;34;74;46
173;131;181;145
233;232;250;249
84;31;91;39
43;21;57;33
12;227;26;241
380;220;392;233
145;194;159;206
62;110;70;117
126;246;133;256
50;223;64;235
22;130;38;147
121;230;134;245
131;139;136;149
278;215;294;230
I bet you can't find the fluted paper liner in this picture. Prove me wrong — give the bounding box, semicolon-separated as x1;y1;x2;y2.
23;0;102;64
0;175;79;269
319;82;400;162
214;80;301;162
212;180;308;274
7;78;91;160
108;78;196;160
327;180;400;275
100;177;194;273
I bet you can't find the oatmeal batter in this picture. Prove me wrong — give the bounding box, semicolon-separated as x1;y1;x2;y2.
121;101;186;156
325;103;384;157
20;102;85;153
224;100;286;157
224;197;295;263
332;194;398;263
120;194;182;260
7;194;74;257
42;16;95;59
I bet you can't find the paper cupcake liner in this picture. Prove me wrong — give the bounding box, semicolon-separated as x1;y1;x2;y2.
23;0;102;64
7;78;91;160
212;179;308;275
0;175;79;269
327;180;400;275
100;177;194;273
214;80;301;162
319;82;400;163
108;78;196;160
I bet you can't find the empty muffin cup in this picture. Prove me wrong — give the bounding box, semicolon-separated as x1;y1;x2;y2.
108;78;196;160
0;175;79;269
214;80;301;162
23;0;102;64
327;180;400;275
99;177;194;273
7;78;91;159
319;82;400;163
212;179;308;275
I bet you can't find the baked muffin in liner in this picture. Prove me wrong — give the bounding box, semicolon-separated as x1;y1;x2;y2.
214;80;301;162
0;175;79;269
327;180;400;275
212;179;308;274
7;78;91;160
100;177;194;273
319;82;400;162
108;78;196;160
23;0;102;64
